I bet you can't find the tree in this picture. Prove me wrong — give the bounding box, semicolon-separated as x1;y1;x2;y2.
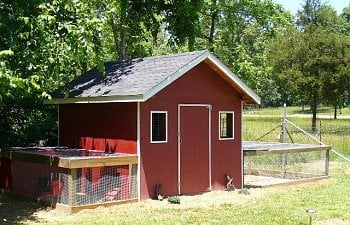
196;0;292;106
268;4;350;129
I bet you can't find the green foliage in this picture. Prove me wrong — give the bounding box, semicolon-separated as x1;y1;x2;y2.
238;188;250;195
167;195;181;204
199;0;292;106
268;1;350;128
164;0;204;50
1;0;350;147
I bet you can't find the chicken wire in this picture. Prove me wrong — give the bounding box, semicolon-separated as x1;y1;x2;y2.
244;150;328;181
56;165;137;206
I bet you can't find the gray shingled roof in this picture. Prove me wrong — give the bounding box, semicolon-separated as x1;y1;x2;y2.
53;50;207;98
49;50;261;104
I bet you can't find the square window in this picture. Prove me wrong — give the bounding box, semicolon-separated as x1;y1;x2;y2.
151;111;168;143
219;111;234;140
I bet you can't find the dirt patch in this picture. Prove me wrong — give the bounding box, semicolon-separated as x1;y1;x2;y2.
32;188;272;223
315;218;350;225
33;177;335;223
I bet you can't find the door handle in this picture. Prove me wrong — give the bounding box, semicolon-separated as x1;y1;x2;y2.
178;132;182;145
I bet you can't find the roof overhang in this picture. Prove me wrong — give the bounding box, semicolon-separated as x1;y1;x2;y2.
205;53;261;104
44;94;145;104
45;51;261;105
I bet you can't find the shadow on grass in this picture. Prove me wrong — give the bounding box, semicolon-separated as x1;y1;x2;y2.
295;107;331;114
0;194;51;224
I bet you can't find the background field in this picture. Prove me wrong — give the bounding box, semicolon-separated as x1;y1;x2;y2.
244;106;350;157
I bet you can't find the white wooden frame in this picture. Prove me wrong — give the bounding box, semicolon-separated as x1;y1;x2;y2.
218;111;235;140
150;111;168;143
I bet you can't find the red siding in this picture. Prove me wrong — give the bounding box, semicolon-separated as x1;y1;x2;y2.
140;62;242;199
11;161;67;197
59;103;137;154
0;158;12;190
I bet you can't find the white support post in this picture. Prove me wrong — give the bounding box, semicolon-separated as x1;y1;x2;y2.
281;103;287;143
280;103;287;167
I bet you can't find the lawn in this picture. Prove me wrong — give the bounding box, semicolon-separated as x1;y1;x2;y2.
1;106;349;225
9;161;348;225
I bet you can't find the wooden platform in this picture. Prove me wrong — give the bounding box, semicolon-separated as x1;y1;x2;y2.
0;147;137;168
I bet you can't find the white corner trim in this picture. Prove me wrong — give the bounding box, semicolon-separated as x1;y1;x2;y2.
240;101;244;188
137;102;141;201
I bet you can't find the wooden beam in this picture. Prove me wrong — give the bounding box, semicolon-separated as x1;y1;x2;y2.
67;169;77;206
244;146;330;156
58;155;138;169
325;149;330;176
0;148;138;169
55;198;138;214
130;164;138;199
245;175;330;188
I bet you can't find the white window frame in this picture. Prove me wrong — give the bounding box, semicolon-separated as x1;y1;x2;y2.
219;111;234;140
150;111;168;143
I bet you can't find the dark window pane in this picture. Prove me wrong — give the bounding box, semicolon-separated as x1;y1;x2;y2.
152;113;167;142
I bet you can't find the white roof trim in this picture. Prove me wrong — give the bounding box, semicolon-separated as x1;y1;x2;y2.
143;51;211;101
144;50;260;104
206;53;261;104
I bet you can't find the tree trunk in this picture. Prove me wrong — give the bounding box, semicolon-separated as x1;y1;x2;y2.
119;0;127;60
311;95;317;132
110;14;119;59
208;3;218;52
188;36;195;51
334;103;337;119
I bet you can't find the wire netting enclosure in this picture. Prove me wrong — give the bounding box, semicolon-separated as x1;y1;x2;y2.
57;165;137;208
243;142;330;187
0;147;138;212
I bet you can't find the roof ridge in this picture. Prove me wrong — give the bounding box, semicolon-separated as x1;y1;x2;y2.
46;49;260;105
135;49;207;61
96;50;208;65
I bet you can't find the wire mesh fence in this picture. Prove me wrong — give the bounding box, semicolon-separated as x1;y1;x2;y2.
244;149;328;187
11;160;137;207
57;165;137;206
